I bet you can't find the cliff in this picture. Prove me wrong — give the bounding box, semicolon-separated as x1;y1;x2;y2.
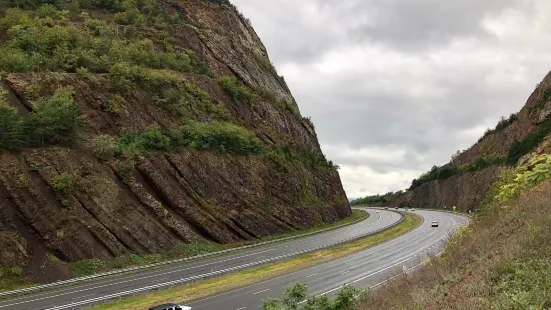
382;71;551;211
0;0;350;284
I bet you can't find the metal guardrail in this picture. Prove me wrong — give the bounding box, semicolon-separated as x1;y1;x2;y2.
0;208;375;298
46;211;406;310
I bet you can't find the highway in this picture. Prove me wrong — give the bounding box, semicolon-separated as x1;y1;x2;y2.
0;209;404;310
188;210;469;310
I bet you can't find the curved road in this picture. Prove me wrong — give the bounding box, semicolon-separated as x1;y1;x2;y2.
188;209;469;310
0;209;403;310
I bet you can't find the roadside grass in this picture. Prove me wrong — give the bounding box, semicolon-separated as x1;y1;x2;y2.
0;267;25;292
357;180;551;310
89;213;421;310
69;210;369;278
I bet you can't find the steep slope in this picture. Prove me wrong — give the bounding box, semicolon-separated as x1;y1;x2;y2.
373;71;551;211
0;0;350;284
359;154;551;309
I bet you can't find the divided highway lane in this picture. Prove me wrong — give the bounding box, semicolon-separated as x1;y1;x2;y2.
0;209;403;310
189;210;470;310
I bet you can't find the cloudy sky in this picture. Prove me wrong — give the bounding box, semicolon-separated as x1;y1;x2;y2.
232;0;551;200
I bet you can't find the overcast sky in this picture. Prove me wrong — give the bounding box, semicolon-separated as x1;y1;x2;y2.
232;0;551;200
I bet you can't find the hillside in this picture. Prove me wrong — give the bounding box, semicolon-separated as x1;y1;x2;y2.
353;70;551;211
358;153;551;309
0;0;350;285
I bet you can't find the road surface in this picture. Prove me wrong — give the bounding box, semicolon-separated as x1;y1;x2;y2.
0;209;403;310
188;210;469;310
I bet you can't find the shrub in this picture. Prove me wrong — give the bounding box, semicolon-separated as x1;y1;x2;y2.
0;98;26;151
302;116;315;129
140;123;171;150
483;154;551;208
176;120;262;155
15;174;29;188
457;155;506;174
506;119;551;165
90;134;116;158
263;282;362;310
217;76;253;102
26;87;82;146
410;155;506;190
51;172;75;196
479;113;518;142
351;192;395;206
106;94;124;114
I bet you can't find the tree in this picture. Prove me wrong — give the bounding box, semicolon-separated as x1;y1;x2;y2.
262;283;362;310
451;150;461;163
0;99;25;151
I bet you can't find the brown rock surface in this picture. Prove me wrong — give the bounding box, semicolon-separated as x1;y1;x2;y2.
0;1;350;283
383;71;551;212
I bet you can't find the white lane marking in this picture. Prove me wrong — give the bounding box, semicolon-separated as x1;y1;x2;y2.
236;307;246;310
27;210;400;310
306;273;318;278
369;250;445;290
340;271;350;275
298;256;413;304
0;212;382;306
253;289;270;295
345;261;355;265
0;248;276;306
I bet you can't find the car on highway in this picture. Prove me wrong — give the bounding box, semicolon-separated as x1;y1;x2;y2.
411;209;416;211
384;207;389;209
431;221;439;227
149;304;191;310
394;207;399;209
376;210;380;213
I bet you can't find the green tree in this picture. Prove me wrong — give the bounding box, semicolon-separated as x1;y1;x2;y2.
262;283;362;310
26;87;82;145
0;98;25;151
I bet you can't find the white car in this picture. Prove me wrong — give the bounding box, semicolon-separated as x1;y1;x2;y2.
149;304;191;310
376;210;380;213
431;221;439;227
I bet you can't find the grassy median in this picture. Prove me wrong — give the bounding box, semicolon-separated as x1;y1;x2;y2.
90;212;422;310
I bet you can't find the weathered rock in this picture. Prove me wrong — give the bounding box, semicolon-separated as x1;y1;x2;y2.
0;1;350;284
384;71;551;212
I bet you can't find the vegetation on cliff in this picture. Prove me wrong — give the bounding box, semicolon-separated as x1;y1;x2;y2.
350;191;396;206
408;154;506;190
358;153;551;309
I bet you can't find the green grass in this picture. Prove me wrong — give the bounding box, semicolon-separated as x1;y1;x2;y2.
69;210;368;278
89;213;421;310
0;267;26;292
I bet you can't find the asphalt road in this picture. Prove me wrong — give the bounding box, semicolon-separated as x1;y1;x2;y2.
188;210;469;310
0;209;404;310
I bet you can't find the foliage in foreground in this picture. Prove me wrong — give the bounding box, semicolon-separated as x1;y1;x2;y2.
263;282;363;310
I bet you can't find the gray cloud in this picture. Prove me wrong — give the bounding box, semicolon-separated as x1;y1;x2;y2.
232;0;551;198
349;0;523;51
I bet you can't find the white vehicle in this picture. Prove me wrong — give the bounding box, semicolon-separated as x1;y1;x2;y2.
149;304;191;310
376;210;380;213
431;221;439;227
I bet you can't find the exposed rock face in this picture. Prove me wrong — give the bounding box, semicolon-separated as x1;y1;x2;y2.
0;0;350;283
383;71;551;212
